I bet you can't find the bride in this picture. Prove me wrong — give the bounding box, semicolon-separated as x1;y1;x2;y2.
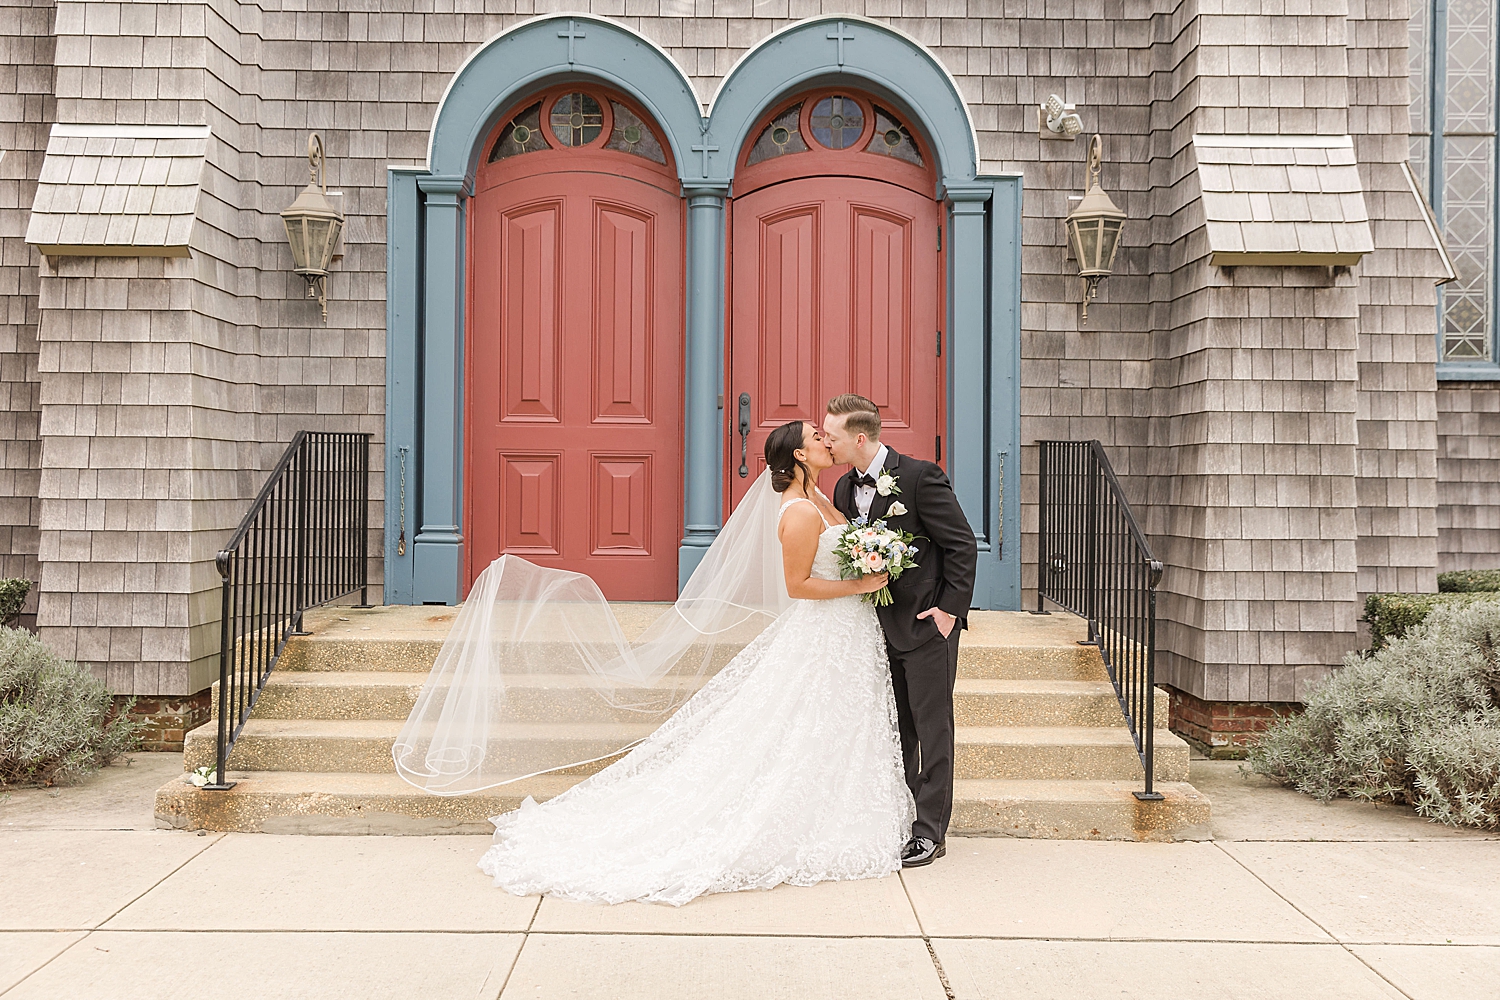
397;419;914;906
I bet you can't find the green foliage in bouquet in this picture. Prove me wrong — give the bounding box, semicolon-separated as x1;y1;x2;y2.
1438;569;1500;594
1248;600;1500;830
0;578;31;626
0;626;142;787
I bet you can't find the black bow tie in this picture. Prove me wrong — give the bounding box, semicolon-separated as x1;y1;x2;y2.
854;472;877;488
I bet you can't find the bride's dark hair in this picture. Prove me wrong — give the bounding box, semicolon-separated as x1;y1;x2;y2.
765;421;812;493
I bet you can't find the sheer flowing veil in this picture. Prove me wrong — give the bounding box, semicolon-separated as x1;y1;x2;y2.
394;471;792;795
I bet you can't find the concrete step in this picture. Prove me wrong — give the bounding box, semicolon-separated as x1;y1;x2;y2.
276;606;1108;682
182;718;651;775
154;770;1210;842
953;679;1168;728
231;671;1157;729
227;671;709;723
954;727;1191;782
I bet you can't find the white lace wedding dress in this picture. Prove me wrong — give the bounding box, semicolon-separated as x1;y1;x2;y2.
478;497;915;906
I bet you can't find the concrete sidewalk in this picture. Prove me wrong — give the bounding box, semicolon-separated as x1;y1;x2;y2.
2;754;1497;999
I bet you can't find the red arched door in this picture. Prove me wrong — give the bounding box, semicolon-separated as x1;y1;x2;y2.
727;93;943;507
467;89;683;599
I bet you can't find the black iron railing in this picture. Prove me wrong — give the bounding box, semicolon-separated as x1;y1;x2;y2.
1036;440;1165;800
203;431;371;789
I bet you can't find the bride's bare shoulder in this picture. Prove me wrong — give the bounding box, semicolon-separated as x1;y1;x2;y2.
776;499;823;537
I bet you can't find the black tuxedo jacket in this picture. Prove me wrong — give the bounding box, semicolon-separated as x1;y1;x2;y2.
833;449;978;652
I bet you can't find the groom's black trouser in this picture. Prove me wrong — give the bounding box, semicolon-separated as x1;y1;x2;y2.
887;627;962;843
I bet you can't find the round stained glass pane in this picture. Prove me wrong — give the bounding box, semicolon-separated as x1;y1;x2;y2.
772;126;791;146
550;92;604;147
810;96;864;149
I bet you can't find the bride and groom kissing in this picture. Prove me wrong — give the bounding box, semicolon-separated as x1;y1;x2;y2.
398;393;978;906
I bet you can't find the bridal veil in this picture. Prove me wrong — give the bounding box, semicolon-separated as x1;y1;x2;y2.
393;471;792;794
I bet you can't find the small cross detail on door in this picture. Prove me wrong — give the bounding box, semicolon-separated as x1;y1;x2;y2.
558;19;586;65
691;142;719;176
826;21;855;67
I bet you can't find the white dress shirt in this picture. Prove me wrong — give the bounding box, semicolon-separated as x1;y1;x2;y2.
853;443;890;520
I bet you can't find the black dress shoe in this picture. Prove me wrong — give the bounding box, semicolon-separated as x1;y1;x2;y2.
901;837;946;868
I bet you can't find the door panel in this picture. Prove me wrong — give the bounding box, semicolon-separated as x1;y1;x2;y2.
729;177;941;508
470;171;682;598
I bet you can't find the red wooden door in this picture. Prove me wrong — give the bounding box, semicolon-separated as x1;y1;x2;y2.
728;178;940;505
467;90;682;599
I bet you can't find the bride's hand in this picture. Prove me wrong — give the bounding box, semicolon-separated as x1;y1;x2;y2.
853;572;890;595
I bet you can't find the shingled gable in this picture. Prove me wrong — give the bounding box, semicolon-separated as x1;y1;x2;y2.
1193;134;1376;267
25;123;210;258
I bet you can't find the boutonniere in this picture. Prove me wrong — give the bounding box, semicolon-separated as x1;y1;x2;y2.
875;469;900;497
887;501;907;516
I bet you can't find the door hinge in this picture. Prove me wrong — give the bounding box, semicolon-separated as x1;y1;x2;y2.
936;435;942;462
936;330;942;357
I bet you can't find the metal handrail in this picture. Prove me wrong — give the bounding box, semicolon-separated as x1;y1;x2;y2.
1036;440;1165;800
202;431;371;790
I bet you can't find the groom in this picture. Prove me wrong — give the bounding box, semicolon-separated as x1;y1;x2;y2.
824;394;978;868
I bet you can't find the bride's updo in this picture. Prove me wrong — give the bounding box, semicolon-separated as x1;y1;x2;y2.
765;420;811;494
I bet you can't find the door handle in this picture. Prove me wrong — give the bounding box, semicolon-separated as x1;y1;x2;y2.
737;392;752;478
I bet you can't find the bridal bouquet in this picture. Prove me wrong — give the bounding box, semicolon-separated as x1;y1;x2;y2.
834;518;919;607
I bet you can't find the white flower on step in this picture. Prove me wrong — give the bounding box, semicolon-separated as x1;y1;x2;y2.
887;501;907;516
875;470;900;496
187;766;216;787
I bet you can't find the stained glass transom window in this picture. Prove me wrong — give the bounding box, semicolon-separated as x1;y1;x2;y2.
864;106;923;167
550;92;604;147
605;101;667;165
745;104;809;166
490;102;550;162
809;96;864;150
1410;0;1498;364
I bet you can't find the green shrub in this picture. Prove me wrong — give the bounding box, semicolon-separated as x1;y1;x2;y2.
1249;600;1500;830
0;578;31;626
1362;591;1500;650
0;626;143;786
1438;569;1500;594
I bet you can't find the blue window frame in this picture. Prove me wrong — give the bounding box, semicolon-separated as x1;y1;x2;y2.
1412;0;1500;377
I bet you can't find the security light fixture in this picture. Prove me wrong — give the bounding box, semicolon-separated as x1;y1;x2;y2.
1064;134;1127;324
1039;94;1083;139
280;133;344;323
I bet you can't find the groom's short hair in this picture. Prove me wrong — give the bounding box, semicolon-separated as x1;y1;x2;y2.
827;393;881;442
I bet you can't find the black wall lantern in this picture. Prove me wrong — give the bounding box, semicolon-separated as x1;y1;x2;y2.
280;133;343;322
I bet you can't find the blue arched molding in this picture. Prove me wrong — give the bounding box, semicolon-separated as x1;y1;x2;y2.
386;14;1023;609
701;16;978;195
385;15;704;604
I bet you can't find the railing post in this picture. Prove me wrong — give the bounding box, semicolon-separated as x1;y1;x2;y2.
1033;443;1050;614
357;434;372;607
205;554;236;789
1134;583;1164;801
1084;447;1100;645
293;440;310;634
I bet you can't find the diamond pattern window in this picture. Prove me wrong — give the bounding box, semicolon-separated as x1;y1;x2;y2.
1409;0;1497;365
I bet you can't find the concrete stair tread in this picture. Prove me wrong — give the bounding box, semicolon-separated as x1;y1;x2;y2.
189;718;660;740
154;771;1210;840
957;726;1184;747
955;678;1121;695
263;671;706;691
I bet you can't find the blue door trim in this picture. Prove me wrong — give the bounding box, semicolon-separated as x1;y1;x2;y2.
385;14;1024;608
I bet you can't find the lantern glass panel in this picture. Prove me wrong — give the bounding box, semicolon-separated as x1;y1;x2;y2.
1100;218;1123;270
1077;219;1100;270
284;218;308;270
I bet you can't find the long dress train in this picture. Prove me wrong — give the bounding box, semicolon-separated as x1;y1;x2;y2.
478;498;914;906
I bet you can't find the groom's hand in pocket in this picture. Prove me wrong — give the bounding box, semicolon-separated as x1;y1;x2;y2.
917;607;956;638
